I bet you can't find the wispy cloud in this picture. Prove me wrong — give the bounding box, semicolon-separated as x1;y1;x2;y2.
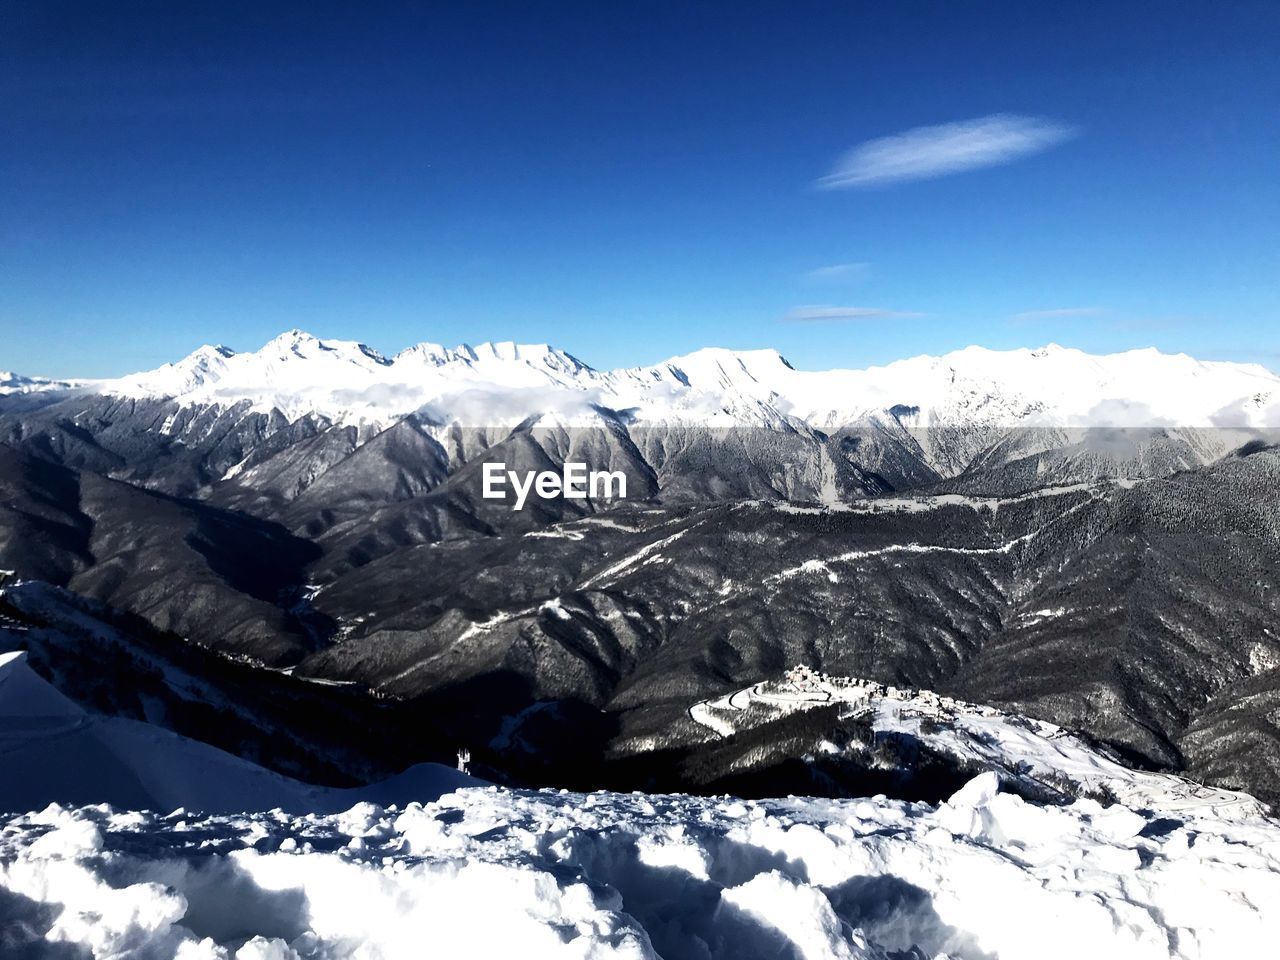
803;262;871;283
1011;307;1105;323
782;305;925;323
817;114;1076;189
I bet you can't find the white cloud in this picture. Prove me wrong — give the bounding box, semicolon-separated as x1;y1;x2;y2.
1011;307;1105;322
782;305;925;323
817;114;1076;189
803;262;870;282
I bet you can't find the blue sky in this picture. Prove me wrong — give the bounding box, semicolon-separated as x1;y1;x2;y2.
3;2;1278;377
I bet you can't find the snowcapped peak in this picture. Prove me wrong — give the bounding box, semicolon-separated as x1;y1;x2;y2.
664;345;793;367
66;332;1280;431
264;328;314;349
169;344;237;368
460;341;591;373
392;341;454;365
97;330;605;425
468;340;525;361
258;330;389;366
108;341;239;398
649;346;796;391
1030;343;1065;358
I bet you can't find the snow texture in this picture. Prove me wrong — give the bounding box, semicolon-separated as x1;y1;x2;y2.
4;776;1280;959
4;628;1280;957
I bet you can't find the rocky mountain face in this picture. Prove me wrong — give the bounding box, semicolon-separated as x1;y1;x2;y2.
2;332;1279;800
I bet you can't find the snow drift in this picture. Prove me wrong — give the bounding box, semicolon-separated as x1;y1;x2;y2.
4;775;1280;959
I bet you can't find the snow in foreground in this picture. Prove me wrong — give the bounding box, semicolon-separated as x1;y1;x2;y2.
4;774;1280;960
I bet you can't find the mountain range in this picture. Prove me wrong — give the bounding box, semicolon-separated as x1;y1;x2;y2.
2;332;1279;803
12;330;1280;431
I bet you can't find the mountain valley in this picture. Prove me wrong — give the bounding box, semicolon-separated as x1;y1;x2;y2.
3;332;1279;804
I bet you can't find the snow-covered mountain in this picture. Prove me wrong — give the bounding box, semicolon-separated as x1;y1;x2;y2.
689;669;1268;819
74;329;1280;431
105;331;604;426
0;370;90;396
8;332;1275;501
5;333;1280;818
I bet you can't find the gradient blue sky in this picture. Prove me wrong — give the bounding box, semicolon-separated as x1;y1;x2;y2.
3;1;1278;377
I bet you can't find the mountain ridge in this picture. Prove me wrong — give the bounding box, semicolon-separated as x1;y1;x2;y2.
8;331;1280;432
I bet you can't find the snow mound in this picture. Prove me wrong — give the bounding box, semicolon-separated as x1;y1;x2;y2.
4;779;1280;959
0;651;478;815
